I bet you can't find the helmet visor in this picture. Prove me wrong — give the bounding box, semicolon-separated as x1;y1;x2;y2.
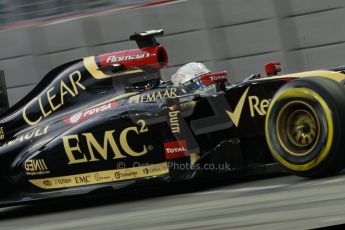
182;77;205;93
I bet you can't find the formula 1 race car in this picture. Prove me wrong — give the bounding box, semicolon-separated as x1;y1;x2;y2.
1;29;345;207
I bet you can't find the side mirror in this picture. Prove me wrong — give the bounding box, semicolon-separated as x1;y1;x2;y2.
265;62;281;76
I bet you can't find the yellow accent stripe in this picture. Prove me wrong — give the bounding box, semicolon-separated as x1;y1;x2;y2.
189;153;200;166
29;162;169;189
257;70;345;83
83;56;144;79
265;87;334;171
83;56;111;79
86;92;139;111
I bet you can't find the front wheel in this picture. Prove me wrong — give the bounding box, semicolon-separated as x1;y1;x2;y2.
265;77;345;178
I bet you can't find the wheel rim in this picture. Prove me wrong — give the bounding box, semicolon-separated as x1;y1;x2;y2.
276;100;320;157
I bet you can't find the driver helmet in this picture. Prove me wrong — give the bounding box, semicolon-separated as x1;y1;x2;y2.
171;62;211;93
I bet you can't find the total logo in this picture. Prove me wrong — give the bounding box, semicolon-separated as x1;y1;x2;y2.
210;75;227;81
64;102;118;125
164;140;189;160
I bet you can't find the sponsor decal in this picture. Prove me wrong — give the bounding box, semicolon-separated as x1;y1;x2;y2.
0;125;49;148
94;173;111;182
225;87;249;127
201;71;228;85
23;71;86;126
106;53;150;63
248;96;271;117
75;176;91;184
128;88;177;104
24;159;50;175
62;119;153;165
211;75;227;81
29;162;168;189
43;180;52;186
168;107;180;134
114;171;138;179
54;178;72;186
64;102;118;125
0;127;4;140
225;87;271;126
164;140;189;160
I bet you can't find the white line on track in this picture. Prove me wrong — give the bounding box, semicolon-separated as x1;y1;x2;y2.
194;184;288;195
288;177;345;189
194;176;345;196
315;177;345;185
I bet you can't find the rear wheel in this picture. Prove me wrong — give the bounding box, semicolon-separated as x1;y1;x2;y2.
265;77;345;178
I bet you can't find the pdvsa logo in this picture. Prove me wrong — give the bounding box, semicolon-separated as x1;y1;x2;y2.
64;102;118;125
69;112;83;124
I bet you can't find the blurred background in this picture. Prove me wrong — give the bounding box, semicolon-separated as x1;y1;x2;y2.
0;0;345;105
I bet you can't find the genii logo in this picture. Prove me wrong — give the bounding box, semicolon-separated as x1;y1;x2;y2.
164;140;189;160
24;159;50;175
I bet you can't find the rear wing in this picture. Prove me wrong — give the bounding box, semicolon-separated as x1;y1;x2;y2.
130;29;164;48
0;71;9;114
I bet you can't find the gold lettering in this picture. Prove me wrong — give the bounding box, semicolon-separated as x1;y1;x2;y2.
43;125;49;134
41;159;48;170
60;80;76;105
25;160;32;171
140;94;147;103
120;127;147;157
23;71;87;126
11;136;24;145
33;160;40;171
137;120;148;133
24;131;35;140
7;140;14;145
169;111;180;133
47;87;61;111
69;71;86;95
248;96;263;117
62;135;88;164
170;88;177;97
129;95;139;104
248;96;270;117
35;128;43;137
39;97;52;117
83;130;125;162
146;92;156;102
260;99;270;115
163;90;170;98
155;91;163;100
23;98;42;126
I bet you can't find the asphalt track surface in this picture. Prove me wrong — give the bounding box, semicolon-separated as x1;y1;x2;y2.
2;172;345;230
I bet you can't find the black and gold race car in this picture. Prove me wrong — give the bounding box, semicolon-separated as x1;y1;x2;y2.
1;29;345;206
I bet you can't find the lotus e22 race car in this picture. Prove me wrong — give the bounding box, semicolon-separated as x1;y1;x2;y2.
1;29;345;206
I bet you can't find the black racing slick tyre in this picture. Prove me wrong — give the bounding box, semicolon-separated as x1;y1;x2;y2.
265;77;345;178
